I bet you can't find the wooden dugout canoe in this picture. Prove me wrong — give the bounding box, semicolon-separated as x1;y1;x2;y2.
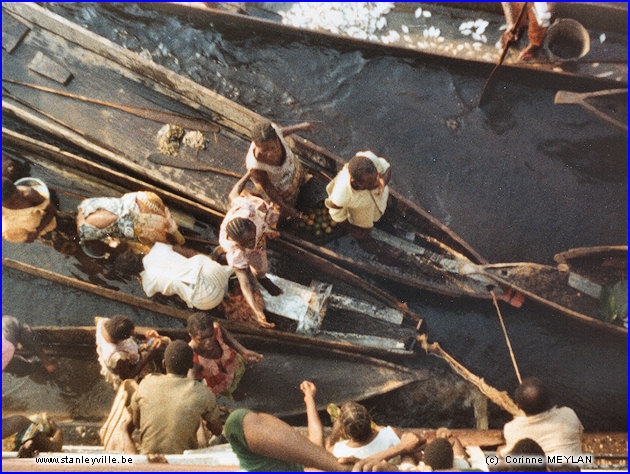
554;88;627;134
2;3;516;304
2;127;420;357
146;1;626;89
476;257;628;335
2;326;427;419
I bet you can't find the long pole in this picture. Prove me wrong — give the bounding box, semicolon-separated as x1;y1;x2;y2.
478;2;529;107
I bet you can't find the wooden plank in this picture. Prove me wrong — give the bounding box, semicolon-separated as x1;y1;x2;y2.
2;11;30;53
28;51;73;84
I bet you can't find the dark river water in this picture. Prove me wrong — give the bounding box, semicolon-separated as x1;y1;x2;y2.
3;3;627;431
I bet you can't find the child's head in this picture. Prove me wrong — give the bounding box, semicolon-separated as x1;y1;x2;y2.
104;315;134;343
187;313;215;351
164;340;194;375
338;401;373;442
348;155;379;190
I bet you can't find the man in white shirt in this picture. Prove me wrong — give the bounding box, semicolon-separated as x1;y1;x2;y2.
325;151;391;253
501;377;583;457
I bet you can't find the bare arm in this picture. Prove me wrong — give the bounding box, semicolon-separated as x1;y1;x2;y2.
249;169;300;218
243;411;350;471
349;432;424;471
279;122;315;137
229;171;251;202
380;165;392;186
220;324;263;363
235;268;274;328
300;381;324;447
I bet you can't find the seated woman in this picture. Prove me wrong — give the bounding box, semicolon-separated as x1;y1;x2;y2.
2;177;56;243
245;120;313;218
95;315;167;389
218;172;282;328
300;381;424;468
187;313;262;399
77;191;184;255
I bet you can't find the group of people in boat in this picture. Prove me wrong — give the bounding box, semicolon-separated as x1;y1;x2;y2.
2;313;585;471
3;116;396;328
3;110;584;469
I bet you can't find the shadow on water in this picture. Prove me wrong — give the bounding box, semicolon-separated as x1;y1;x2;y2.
539;136;628;184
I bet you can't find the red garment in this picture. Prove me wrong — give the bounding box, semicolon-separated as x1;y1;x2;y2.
191;324;240;395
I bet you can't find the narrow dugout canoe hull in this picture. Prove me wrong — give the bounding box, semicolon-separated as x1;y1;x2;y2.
2;3;506;302
147;1;627;89
554;89;628;133
2;127;418;357
478;261;627;335
2;326;427;419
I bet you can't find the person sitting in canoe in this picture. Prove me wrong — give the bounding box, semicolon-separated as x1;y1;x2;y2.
76;191;185;257
501;2;553;61
187;313;262;399
218;172;281;329
2;177;57;243
95;315;169;390
300;380;424;469
129;340;223;455
325;151;393;254
245;119;314;218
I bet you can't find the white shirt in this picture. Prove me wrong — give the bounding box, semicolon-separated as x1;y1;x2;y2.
325;151;390;228
141;243;233;310
503;406;584;456
332;426;401;459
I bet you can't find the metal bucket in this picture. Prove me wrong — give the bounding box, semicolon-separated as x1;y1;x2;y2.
543;18;590;62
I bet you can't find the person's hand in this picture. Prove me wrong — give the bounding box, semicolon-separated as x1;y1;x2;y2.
42;358;58;373
376;174;386;195
148;338;162;353
145;329;160;340
254;310;275;328
399;432;424;450
300;380;317;399
436;427;453;439
242;349;263;364
338;456;361;465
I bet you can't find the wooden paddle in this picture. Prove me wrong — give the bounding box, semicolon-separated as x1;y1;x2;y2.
554;88;627;133
478;2;529;107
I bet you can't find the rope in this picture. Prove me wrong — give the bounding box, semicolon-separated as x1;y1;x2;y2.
490;290;522;384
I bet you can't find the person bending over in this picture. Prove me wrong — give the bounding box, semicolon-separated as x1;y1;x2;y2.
218;172;282;328
95;315;166;389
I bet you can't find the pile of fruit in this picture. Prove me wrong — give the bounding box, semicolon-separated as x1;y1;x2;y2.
296;204;337;238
